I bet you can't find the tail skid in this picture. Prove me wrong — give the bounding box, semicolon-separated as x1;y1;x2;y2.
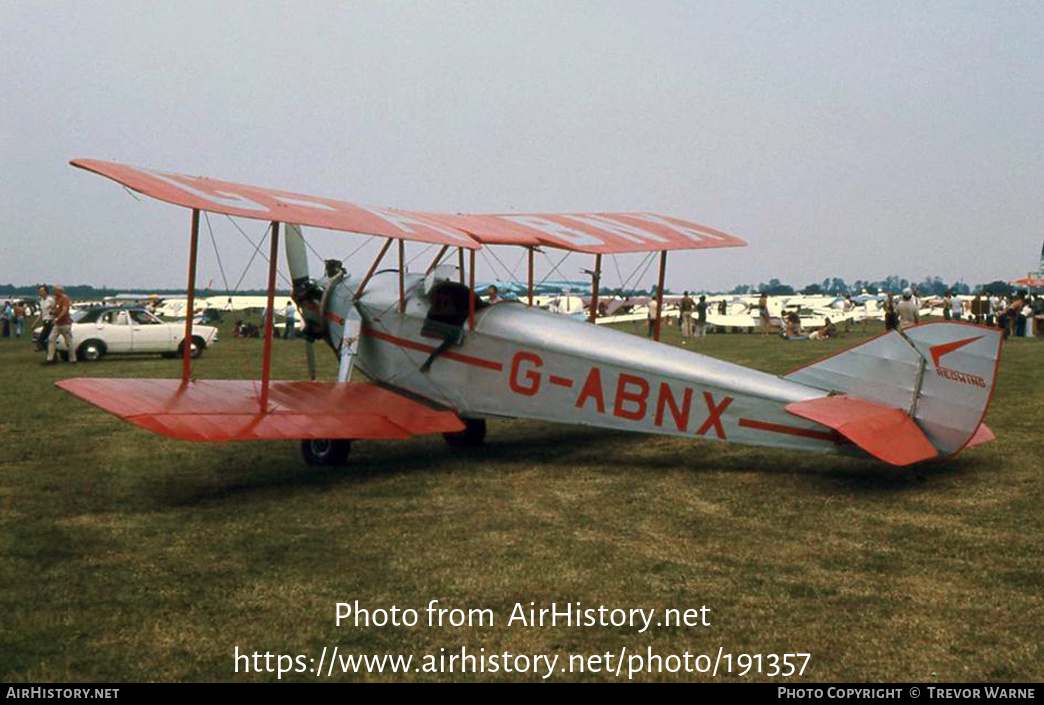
784;323;1003;465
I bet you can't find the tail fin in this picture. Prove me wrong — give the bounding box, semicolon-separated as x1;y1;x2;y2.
785;323;1003;460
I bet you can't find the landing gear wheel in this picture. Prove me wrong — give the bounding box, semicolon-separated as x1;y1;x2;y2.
443;418;487;447
300;439;352;466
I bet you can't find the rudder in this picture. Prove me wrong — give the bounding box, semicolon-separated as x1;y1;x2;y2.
785;322;1002;459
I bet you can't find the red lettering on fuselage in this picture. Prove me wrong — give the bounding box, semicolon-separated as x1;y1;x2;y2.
695;391;733;439
509;351;542;396
575;367;606;413
654;383;693;432
508;357;735;438
613;373;649;421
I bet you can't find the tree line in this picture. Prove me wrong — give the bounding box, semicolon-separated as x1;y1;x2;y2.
0;284;286;299
0;276;1023;300
727;276;1016;297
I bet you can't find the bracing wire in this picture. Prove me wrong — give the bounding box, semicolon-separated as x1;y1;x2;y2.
223;215;293;288
482;246;526;287
203;212;232;296
537;249;573;286
342;237;375;265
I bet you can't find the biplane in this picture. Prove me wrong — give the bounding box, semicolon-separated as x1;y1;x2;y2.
59;159;1001;467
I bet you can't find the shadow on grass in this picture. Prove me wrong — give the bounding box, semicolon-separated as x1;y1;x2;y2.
153;420;989;509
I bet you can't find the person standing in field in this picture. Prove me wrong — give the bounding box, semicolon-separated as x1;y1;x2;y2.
45;285;76;364
646;296;659;338
971;294;983;324
695;295;708;339
758;293;771;334
679;291;694;341
884;294;900;331
950;291;963;321
1010;290;1027;337
12;301;26;338
842;294;855;332
897;288;919;329
32;286;54;353
283;300;296;340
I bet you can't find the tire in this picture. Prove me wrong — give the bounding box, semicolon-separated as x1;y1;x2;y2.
443;418;487;447
77;340;105;362
179;336;206;359
300;439;352;466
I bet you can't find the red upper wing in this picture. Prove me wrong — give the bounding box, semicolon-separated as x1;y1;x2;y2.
72;159;746;254
71;159;480;249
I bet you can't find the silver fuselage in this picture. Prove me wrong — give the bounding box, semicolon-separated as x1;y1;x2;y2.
343;272;850;457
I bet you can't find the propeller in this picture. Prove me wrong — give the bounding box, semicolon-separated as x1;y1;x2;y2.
285;223;362;383
285;223;319;380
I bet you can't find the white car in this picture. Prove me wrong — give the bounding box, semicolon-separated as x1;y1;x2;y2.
37;306;218;361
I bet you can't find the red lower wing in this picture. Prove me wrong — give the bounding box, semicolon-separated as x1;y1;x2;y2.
56;378;464;442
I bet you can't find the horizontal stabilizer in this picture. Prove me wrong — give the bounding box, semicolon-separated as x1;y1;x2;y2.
964;423;995;448
786;323;1002;458
785;395;938;466
55;378;464;442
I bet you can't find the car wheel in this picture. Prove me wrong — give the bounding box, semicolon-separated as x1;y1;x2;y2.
301;439;352;466
77;340;105;362
179;337;206;359
443;418;486;447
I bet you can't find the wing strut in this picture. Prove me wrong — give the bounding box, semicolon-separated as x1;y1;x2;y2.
355;238;393;301
528;246;535;306
182;209;200;384
468;249;476;330
589;253;602;323
654;251;667;341
259;221;280;412
398;239;406;313
426;245;450;274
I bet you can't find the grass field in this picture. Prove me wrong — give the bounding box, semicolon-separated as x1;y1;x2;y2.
1;316;1041;682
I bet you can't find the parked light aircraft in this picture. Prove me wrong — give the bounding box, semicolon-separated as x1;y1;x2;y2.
58;159;1001;468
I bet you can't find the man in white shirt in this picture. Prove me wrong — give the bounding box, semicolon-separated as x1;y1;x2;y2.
985;294;1002;325
32;285;54;352
283;301;296;340
646;297;659;338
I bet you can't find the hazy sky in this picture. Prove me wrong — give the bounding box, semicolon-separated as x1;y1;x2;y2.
2;1;1042;293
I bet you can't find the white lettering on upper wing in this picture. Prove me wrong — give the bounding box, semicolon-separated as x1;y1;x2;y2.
273;196;337;212
564;214;668;245
501;215;604;248
627;213;726;244
358;207;471;243
140;168;270;212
